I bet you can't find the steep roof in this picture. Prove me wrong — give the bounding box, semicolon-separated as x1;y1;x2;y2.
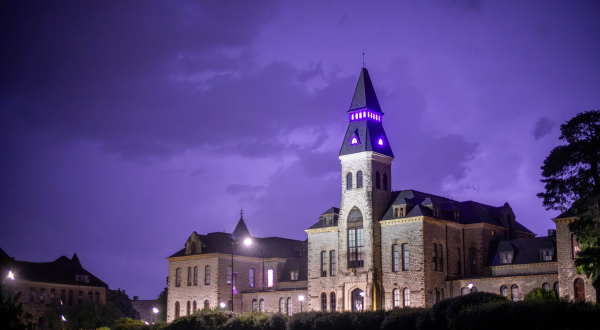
279;255;308;282
232;218;251;240
338;118;394;158
487;236;556;266
349;68;383;114
307;207;340;230
0;253;108;288
380;190;534;234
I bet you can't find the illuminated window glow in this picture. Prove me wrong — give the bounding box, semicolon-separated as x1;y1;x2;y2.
378;138;383;145
267;269;273;288
351;114;354;120
351;137;358;145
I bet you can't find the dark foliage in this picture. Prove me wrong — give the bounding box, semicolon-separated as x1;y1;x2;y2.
48;301;122;330
429;292;508;329
0;291;27;330
524;287;557;301
380;308;431;330
287;310;389;330
108;288;141;320
169;309;234;330
157;287;168;322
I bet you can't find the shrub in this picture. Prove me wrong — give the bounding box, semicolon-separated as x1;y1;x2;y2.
113;318;147;330
430;291;507;329
524;287;557;301
223;312;271;330
169;309;235;330
287;311;389;330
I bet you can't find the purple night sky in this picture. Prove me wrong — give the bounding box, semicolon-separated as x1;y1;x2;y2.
1;1;599;299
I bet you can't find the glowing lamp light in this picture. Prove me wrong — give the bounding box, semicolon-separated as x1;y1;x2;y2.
8;270;14;280
244;238;252;246
468;283;474;289
220;302;226;308
153;308;159;314
145;322;150;325
61;315;67;322
351;137;358;145
378;138;383;145
298;295;305;301
351;114;354;120
359;292;365;297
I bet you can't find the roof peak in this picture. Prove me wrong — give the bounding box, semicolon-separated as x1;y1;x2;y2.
232;217;251;240
349;68;382;114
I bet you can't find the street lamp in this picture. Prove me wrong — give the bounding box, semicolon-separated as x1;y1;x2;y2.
298;295;304;313
153;307;159;323
468;283;474;290
220;302;226;309
230;237;252;312
61;315;66;330
8;270;14;280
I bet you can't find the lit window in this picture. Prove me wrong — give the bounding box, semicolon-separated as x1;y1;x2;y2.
267;269;273;288
290;271;299;280
393;288;400;308
403;288;410;307
351;114;354;120
249;268;255;287
500;285;508;297
500;252;513;264
378;138;383;145
540;249;554;261
227;266;232;284
351;137;358;145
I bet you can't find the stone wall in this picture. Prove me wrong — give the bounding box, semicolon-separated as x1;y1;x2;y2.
306;228;339;311
554;219;597;302
490;262;557;276
132;298;159;323
241;290;308;314
448;273;558;300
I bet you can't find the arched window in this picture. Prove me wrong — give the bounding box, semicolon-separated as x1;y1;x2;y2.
252;299;258;311
435;288;440;304
347;207;364;268
383;173;388;191
574;278;585;301
175;301;180;319
376;171;381;189
321;292;327;311
500;285;508;297
348;207;363;223
193;300;197;313
187;267;192;286
346;172;353;190
403;288;410;307
554;282;559;297
471;287;478;293
441;288;444;300
205;265;210;285
191;242;196;254
469;247;477;275
392;244;399;272
330;292;336;311
193;266;198;285
457;248;462;275
279;298;285;313
259;299;265;313
176;268;182;287
249;268;255;287
511;285;519;301
287;297;292;315
357;171;363;188
432;243;438;271
393;288;400;308
461;287;468;296
186;301;191;315
542;282;550;291
204;300;209;310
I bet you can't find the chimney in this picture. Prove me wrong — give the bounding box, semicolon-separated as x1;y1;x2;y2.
123;290;126;295
548;229;556;237
133;296;138;301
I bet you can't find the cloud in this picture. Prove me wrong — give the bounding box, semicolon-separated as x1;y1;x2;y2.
225;184;264;195
532;117;556;140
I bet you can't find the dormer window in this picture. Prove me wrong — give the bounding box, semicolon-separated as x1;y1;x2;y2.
393;207;405;218
454;211;460;221
433;206;441;218
540;249;554;262
75;274;89;283
500;252;513;264
290;271;299;280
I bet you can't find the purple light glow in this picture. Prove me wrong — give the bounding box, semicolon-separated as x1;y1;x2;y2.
351;114;354;120
378;138;383;145
351;137;358;144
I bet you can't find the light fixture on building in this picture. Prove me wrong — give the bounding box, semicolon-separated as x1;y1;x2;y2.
244;238;252;246
61;315;67;322
7;270;14;280
220;302;226;308
468;283;474;289
359;292;365;297
298;295;305;312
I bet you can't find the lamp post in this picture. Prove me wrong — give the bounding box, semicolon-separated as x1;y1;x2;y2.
61;315;66;330
153;307;159;323
298;295;304;313
359;292;365;312
220;302;226;309
230;237;252;312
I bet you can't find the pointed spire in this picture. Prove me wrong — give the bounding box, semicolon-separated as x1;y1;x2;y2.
71;253;81;267
349;68;382;114
232;210;251;240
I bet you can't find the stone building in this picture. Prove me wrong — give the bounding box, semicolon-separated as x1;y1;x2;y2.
132;296;160;324
166;68;597;321
0;248;108;329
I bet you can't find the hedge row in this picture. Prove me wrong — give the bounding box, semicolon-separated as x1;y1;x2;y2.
116;293;600;330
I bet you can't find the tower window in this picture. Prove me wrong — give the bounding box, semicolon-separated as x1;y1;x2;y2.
392;244;399;272
348;228;364;268
457;248;461;274
383;173;388;191
402;243;409;271
378;138;383;145
321;251;327;277
330;250;337;276
376;172;380;189
205;265;210;285
175;268;181;287
357;171;363;188
346;172;353;190
432;243;438;271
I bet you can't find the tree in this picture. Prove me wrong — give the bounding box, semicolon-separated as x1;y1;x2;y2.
157;287;167;322
107;289;140;320
0;291;28;330
538;110;600;281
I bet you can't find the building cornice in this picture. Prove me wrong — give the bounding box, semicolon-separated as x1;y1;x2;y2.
339;151;393;164
167;253;286;263
305;226;338;234
380;216;423;226
450;272;558;282
490;261;557;271
552;217;577;224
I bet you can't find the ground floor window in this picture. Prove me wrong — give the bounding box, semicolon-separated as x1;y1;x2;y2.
287;297;292;315
279;298;284;313
252;299;257;311
500;285;507;297
574;278;585;301
175;301;180;318
321;292;327;311
259;299;265;313
330;292;336;311
461;287;468;296
351;289;364;312
511;285;519;301
393;289;400;308
403;288;410;307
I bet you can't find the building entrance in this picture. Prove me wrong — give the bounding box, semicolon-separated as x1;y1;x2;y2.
351;289;364;312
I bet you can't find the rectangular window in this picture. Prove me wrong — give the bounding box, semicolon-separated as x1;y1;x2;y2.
88;291;93;301
205;265;211;285
540;249;554;261
249;268;255;287
194;266;198;285
176;268;181;287
68;290;73;306
188;267;192;286
40;288;45;303
267;269;274;288
500;252;513;264
438;245;444;272
402;243;409;271
394;208;399;218
321;251;327;277
432;243;438;271
78;291;83;306
348;228;364;268
290;271;298;280
392;244;399;272
227;266;232;284
50;289;55;304
95;292;100;303
572;234;581;259
330;250;337;276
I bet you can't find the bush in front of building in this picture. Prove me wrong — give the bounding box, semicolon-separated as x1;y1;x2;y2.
169;308;235;330
429;291;508;329
113;318;148;330
48;301;122;330
287;310;390;330
523;287;557;301
223;311;272;330
380;307;432;330
450;299;600;330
